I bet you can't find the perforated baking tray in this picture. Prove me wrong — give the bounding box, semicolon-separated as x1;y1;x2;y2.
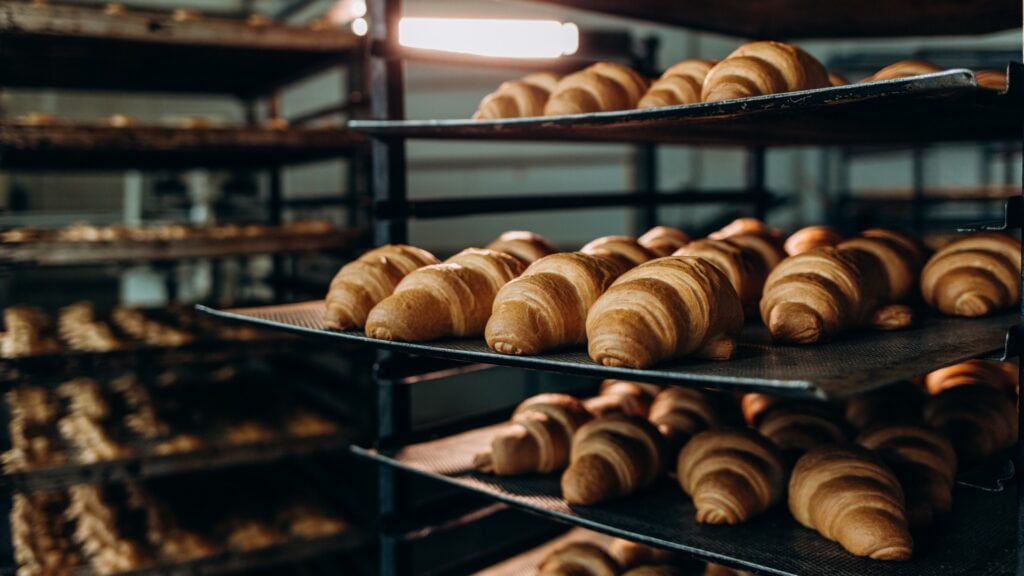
197;301;1015;400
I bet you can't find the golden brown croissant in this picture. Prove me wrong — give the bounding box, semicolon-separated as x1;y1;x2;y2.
473;72;560;119
473;393;592;475
838;229;924;303
587;256;744;368
584;380;656;418
538;542;619;576
561;414;664;505
648;387;720;454
638;226;691;257
975;70;1008;91
544;62;649;116
865;60;943;82
708;217;783;244
608;538;675;571
753;401;848;458
324;244;439;330
673;238;773;314
486;252;629;355
789;445;912;561
365;248;524;341
601;379;663;398
677;428;785;525
920;232;1021;317
923;359;1018;396
638;59;717;108
581;235;656;267
844;382;924;430
784;225;843;256
704;564;753;576
923;385;1017;468
725;233;786;270
828;71;850;87
622;567;685;576
857;424;957;528
486;230;558;266
702;41;829;103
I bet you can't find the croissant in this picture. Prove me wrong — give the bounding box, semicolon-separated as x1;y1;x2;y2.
704;564;753;576
608;538;675;571
474;72;560;119
725;233;786;270
708;217;783;244
923;385;1017;468
473;393;592;475
581;235;655;267
485;230;558;265
638;226;691;257
584;380;656;418
920;232;1021;317
601;379;662;398
673;238;772;314
365;248;524;341
739;393;781;426
838;229;924;302
828;71;850;87
844;382;924;430
784;225;843;256
544;62;649;116
538;542;619;576
587;256;744;368
638;59;717;108
677;428;785;525
648;387;720;454
865;60;943;83
789;445;912;561
324;244;439;330
753;401;848;458
857;424;957;527
975;70;1008;91
486;252;629;355
702;41;829;103
623;567;684;576
561;414;664;505
923;359;1018;396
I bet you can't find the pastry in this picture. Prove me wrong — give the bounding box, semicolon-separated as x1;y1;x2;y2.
638;59;717;108
580;235;655;267
474;72;560;119
864;60;943;82
838;229;924;303
647;387;720;454
608;538;675;571
923;359;1018;396
844;382;924;430
544;63;649;116
784;225;843;256
584;380;656;417
673;237;774;314
538;542;619;576
708;217;783;244
637;226;691;257
975;70;1008;91
751;399;848;458
702;41;829;102
561;415;664;505
486;230;558;265
920;233;1020;317
923;385;1017;467
828;71;850;86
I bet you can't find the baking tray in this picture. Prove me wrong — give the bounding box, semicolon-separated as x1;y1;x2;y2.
197;301;1015;400
354;424;1015;576
349;71;1019;146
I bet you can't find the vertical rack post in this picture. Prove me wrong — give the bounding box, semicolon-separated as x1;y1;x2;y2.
747;147;768;220
911;146;925;234
632;36;659;232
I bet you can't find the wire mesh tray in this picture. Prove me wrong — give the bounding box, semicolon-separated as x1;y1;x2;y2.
197;301;1015;400
353;425;1015;576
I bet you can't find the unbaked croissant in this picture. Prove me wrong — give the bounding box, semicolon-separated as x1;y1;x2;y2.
857;424;957;527
486;230;558;265
474;72;560;119
544;62;649;116
789;445;912;561
365;248;524;341
923;359;1018;396
702;41;829;103
587;256;744;368
752;400;848;458
673;238;772;314
538;542;619;576
677;428;785;525
581;235;655;267
920;232;1021;317
975;70;1008;91
844;382;924;430
864;60;943;83
608;538;675;571
324;244;439;330
638;226;690;257
638;59;717;108
784;225;843;256
584;380;656;418
648;387;720;454
473;393;591;475
923;385;1017;468
561;414;664;505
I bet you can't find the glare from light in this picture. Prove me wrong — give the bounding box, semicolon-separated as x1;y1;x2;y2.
398;18;580;58
350;0;366;18
352;17;368;36
328;0;367;24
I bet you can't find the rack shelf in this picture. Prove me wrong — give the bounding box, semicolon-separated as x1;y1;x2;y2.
354;425;1015;576
0;122;367;170
196;301;1014;400
0;0;363;97
349;72;1018;147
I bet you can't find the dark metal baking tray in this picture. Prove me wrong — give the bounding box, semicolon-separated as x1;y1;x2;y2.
353;425;1015;576
197;301;1014;400
349;71;1019;146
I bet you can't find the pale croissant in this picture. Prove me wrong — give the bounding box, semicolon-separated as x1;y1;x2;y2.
920;232;1021;317
486;230;558;266
538;542;619;576
648;386;720;454
608;538;675;571
581;235;655;267
584;380;656;418
789;445;912;561
784;225;843;256
365;248;524;341
561;414;664;505
923;385;1017;468
587;256;744;368
677;429;785;525
638;226;691;257
473;393;591;475
923;359;1018;396
673;237;773;314
323;244;439;330
638;59;717;108
545;63;649;116
702;41;829;103
473;72;560;119
865;60;942;83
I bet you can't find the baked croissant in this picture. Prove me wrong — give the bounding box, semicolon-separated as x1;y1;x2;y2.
844;382;924;430
975;70;1008;91
789;445;912;561
704;564;753;576
784;225;843;256
486;252;628;355
538;542;619;576
920;233;1021;317
561;414;664;505
702;41;829;103
923;359;1018;396
828;71;850;87
587;256;744;368
473;393;592;475
473;72;560;119
857;424;957;528
753;401;848;458
601;379;663;398
673;238;772;314
708;217;783;244
638;226;691;257
638;59;717;108
677;428;785;525
584;380;656;418
923;385;1017;468
725;233;786;270
865;60;943;83
365;248;524;341
544;62;649;116
581;235;656;267
648;387;720;454
608;538;675;571
623;567;685;576
324;244;439;330
838;229;924;303
485;230;558;265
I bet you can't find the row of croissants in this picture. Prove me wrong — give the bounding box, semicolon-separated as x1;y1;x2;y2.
473;40;1007;119
478;358;1017;564
535;532;747;576
322;218;1021;368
